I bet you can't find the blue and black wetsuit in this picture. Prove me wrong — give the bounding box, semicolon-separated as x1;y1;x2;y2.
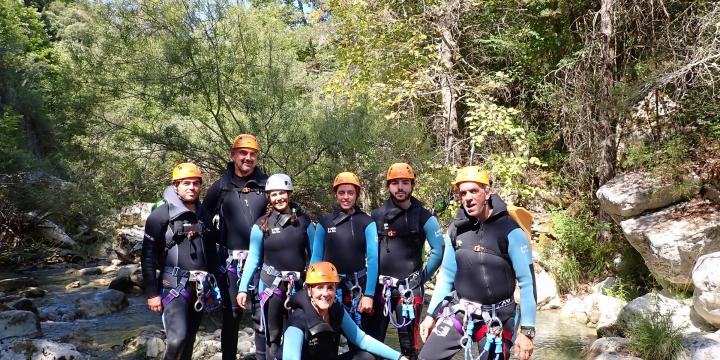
239;204;315;360
419;194;537;360
203;163;267;360
141;186;220;360
281;291;402;360
310;205;378;332
365;197;445;359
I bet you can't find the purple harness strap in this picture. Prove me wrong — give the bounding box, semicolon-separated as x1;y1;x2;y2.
162;287;191;307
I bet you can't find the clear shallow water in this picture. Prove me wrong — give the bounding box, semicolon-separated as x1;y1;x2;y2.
3;268;594;359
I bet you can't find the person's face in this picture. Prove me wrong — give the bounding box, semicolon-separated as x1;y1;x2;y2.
231;148;258;176
307;283;337;311
335;184;358;211
173;178;202;203
387;178;414;202
457;182;491;219
268;190;290;212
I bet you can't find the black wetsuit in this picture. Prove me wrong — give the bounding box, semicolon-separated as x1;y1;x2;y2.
141;186;220;360
203;162;268;360
238;204;314;360
365;197;445;359
419;195;537;360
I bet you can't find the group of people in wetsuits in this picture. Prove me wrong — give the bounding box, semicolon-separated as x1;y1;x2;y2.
141;133;538;360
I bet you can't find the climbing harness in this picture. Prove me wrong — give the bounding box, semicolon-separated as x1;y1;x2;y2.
379;271;421;328
441;296;514;360
161;267;222;313
257;264;301;334
337;269;365;325
224;249;249;285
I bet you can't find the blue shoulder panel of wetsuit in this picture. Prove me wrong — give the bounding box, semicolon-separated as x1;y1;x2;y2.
309;223;326;265
421;216;445;284
239;224;264;292
281;326;304;360
427;234;457;316
508;228;536;327
363;221;379;296
341;310;401;360
305;222;315;261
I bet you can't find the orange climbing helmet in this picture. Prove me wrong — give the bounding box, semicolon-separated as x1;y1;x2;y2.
386;163;415;183
171;163;202;182
333;172;361;191
232;134;260;151
452;166;491;188
305;261;340;285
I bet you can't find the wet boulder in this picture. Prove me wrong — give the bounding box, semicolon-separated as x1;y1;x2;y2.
692;252;720;328
120;325;166;359
18;287;46;298
585;337;642;360
620;200;720;287
0;310;41;340
0;338;86;359
113;226;144;264
618;292;713;335
7;298;38;315
74;289;128;318
597;171;701;220
0;277;39;292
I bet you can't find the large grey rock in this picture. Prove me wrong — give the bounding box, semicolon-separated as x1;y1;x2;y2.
77;266;102;276
74;289;128;318
18;287;46;298
0;338;86;360
593;295;628;336
597;171;701;219
0;310;41;339
29;211;78;248
692;252;720;328
113;226;144;264
8;298;38;314
683;331;720;359
108;274;134;293
119;202;154;226
585;337;642;360
120;325;166;359
0;277;39;292
620;200;720;286
618;292;713;335
534;269;559;307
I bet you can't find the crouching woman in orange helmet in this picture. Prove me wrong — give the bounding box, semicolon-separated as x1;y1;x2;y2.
282;262;408;360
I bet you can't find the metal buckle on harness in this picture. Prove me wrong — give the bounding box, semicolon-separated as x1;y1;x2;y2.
169;288;180;298
171;266;180;277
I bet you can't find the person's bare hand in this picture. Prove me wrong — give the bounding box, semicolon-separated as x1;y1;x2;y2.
147;296;162;313
357;296;374;314
514;333;534;360
419;316;436;343
236;292;248;310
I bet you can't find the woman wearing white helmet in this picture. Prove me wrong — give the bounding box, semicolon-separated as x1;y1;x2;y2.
236;173;314;360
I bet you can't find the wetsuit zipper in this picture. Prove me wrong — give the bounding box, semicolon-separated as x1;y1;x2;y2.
477;222;493;300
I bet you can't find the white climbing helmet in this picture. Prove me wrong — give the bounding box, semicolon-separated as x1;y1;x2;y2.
265;173;294;192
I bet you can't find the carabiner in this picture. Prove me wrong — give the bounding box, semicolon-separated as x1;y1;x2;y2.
194;299;204;312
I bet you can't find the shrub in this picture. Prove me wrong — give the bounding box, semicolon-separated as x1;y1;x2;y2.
626;304;686;360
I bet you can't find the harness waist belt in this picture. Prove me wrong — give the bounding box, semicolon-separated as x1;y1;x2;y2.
449;297;515;317
262;264;301;281
339;268;367;280
379;270;421;290
163;266;210;282
228;249;249;261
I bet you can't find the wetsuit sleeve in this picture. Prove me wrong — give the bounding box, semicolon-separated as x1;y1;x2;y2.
508;228;537;327
202;180;222;217
239;224;263;292
306;223;315;262
421;216;445;284
310;223;325;265
141;210;167;297
364;221;379;296
427;235;456;316
341;311;401;360
281;326;304;360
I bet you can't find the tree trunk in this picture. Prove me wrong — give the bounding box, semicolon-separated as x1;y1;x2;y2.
437;0;464;165
597;0;618;186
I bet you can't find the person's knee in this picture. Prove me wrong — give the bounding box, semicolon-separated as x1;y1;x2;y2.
165;334;187;355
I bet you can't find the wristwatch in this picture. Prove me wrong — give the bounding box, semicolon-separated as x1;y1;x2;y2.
520;326;535;340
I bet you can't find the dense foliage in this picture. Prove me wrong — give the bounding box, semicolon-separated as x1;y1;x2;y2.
1;0;718;278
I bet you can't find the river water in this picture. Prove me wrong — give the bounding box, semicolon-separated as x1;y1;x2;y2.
5;267;596;359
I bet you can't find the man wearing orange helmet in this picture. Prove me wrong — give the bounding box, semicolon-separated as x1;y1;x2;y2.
310;172;379;344
282;261;408;360
202;134;269;360
141;163;221;360
365;163;445;360
418;166;537;360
